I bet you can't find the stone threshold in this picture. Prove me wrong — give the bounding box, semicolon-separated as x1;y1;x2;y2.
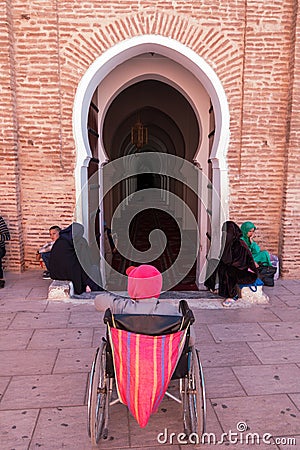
47;281;269;309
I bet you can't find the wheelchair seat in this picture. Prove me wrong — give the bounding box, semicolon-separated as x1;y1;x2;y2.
107;312;184;335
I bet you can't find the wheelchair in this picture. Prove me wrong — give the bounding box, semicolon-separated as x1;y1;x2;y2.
87;300;206;446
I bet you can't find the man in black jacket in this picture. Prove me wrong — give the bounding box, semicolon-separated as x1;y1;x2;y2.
0;216;10;288
50;222;102;295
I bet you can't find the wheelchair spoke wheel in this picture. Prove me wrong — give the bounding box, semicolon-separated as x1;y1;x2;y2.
88;341;108;445
186;347;206;438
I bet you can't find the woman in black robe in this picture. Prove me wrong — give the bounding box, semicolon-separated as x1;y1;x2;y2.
205;221;258;307
49;223;102;295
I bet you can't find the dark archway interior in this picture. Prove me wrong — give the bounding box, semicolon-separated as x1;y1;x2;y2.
102;79;200;291
103;79;199;160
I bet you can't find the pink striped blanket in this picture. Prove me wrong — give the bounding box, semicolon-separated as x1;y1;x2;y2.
109;326;186;427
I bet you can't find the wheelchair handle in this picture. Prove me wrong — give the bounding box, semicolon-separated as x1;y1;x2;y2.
103;308;113;325
179;300;195;325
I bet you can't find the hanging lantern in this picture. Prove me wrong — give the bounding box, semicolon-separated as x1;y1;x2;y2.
131;114;148;149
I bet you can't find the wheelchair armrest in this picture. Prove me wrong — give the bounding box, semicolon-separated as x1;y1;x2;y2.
179;300;195;325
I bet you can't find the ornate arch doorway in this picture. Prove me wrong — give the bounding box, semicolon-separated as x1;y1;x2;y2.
73;35;230;291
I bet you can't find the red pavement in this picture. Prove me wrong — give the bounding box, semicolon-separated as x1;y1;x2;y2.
0;270;299;449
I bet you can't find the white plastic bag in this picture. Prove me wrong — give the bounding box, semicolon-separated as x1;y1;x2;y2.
270;254;279;280
239;285;269;304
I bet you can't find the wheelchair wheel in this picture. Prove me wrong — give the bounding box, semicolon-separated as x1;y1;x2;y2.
88;340;109;445
185;347;206;438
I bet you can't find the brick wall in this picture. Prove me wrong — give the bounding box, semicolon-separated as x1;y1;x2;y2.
0;0;24;271
280;0;300;278
1;0;299;277
8;0;76;269
228;0;295;257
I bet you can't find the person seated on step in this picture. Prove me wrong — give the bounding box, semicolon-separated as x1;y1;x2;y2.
0;215;10;288
36;225;61;279
206;221;258;308
240;221;277;286
94;264;195;344
240;221;272;267
49;222;102;295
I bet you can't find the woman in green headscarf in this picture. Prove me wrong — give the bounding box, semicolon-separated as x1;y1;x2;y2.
240;221;272;267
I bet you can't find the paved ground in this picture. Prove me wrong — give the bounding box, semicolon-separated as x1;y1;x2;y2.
0;270;299;449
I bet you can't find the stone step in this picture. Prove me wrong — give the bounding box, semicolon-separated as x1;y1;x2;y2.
48;280;70;299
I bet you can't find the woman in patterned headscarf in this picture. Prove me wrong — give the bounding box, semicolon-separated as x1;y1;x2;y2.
240;221;272;267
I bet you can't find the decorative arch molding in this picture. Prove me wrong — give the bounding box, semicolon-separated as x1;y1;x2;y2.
69;11;241;171
73;34;230;204
72;31;233;162
64;11;240;87
73;31;233;282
